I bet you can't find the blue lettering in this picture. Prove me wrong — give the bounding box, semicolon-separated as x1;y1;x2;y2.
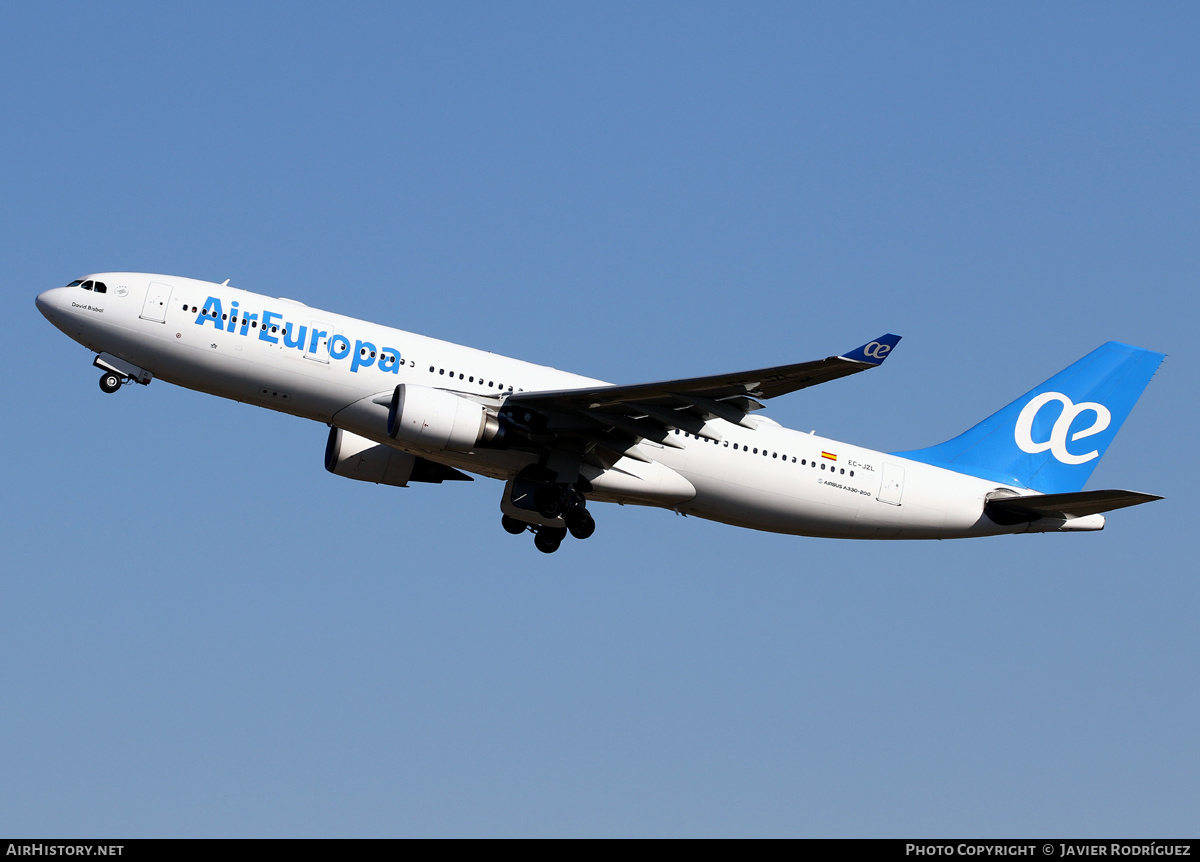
260;311;282;344
309;329;327;354
379;347;401;374
329;334;351;360
350;340;377;373
197;296;223;329
284;323;307;350
238;312;258;336
228;301;240;332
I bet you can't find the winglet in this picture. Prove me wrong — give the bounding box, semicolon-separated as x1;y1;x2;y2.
840;333;901;366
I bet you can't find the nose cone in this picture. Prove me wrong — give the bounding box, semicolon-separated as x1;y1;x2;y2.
36;287;67;320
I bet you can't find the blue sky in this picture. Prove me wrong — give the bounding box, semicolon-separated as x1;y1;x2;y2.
2;2;1197;837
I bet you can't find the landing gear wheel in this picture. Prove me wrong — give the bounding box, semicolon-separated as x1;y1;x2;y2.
564;507;595;540
501;514;527;535
534;485;563;518
99;372;122;394
533;526;567;554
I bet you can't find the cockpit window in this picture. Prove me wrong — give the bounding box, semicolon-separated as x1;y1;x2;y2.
93;282;107;294
81;280;94;291
67;279;83;287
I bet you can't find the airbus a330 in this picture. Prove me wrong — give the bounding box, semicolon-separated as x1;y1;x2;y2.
37;274;1164;553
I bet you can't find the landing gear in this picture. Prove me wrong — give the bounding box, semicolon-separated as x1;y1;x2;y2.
503;472;597;552
534;484;563;518
533;526;567;554
564;507;595;540
501;514;528;535
99;372;123;394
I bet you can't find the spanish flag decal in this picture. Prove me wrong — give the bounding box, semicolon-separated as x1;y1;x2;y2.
821;451;837;461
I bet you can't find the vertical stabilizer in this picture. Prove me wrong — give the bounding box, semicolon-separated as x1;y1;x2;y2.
895;342;1164;493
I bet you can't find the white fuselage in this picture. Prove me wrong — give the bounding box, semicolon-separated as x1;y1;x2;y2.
36;273;1075;540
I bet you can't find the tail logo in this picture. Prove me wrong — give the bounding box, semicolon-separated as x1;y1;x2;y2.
1014;392;1112;465
862;342;892;359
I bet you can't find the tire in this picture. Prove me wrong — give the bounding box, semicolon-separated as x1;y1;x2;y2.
565;508;595;540
501;515;527;535
534;485;562;518
533;526;566;554
99;372;122;393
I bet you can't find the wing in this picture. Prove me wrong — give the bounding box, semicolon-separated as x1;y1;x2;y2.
500;334;901;465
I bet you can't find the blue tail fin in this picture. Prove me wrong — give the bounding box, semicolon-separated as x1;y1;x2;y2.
895;342;1165;493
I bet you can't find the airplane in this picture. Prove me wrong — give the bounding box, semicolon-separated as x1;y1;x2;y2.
36;273;1165;553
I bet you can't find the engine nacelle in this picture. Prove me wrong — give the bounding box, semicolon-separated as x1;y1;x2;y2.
325;427;421;487
387;383;503;452
325;428;474;486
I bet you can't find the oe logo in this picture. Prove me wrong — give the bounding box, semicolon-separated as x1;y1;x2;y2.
1014;392;1111;465
862;342;891;359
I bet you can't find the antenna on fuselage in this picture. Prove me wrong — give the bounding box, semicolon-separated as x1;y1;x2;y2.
220;279;230;286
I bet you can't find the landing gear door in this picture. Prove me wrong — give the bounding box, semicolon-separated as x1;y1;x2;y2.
877;462;904;506
304;320;334;363
501;478;564;528
140;282;173;323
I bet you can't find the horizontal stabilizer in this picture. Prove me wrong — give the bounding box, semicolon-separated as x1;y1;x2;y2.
985;489;1161;524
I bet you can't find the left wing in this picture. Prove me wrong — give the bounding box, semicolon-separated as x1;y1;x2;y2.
500;334;900;463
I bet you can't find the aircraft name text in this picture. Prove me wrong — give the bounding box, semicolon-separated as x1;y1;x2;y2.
194;296;403;376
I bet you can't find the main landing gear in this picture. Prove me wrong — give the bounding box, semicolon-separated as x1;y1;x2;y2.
502;476;597;554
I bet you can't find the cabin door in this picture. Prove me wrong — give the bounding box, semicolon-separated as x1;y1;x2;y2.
140;282;173;323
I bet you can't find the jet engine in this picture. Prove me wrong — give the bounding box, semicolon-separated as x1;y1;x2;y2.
386;383;504;452
325;428;471;486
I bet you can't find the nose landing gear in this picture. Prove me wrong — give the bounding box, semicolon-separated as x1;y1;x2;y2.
92;353;152;393
99;371;123;393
